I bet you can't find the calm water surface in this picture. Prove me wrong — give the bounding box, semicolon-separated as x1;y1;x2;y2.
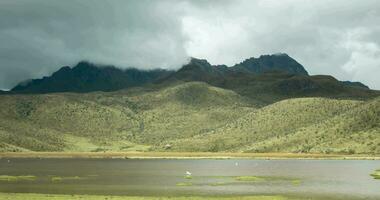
0;158;379;199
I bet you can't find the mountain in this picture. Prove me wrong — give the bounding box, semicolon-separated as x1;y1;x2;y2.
232;53;309;75
10;54;374;104
11;61;173;93
162;55;378;105
341;81;369;89
2;53;379;154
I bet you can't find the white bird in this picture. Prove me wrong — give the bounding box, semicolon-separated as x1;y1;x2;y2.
186;171;192;176
235;162;239;166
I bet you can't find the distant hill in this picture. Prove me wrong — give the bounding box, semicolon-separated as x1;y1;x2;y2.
341;81;369;89
11;61;173;93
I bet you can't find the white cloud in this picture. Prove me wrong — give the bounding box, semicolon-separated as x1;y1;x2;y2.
342;29;380;89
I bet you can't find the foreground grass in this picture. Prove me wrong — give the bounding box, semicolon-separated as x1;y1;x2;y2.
0;151;379;160
0;193;293;200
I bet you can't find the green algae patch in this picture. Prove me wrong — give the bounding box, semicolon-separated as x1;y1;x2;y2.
209;182;228;186
235;176;265;182
291;180;302;186
176;182;193;186
51;176;84;182
0;175;36;182
184;175;193;179
370;170;380;179
234;176;301;184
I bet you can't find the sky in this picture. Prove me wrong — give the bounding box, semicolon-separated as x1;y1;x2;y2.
0;0;380;90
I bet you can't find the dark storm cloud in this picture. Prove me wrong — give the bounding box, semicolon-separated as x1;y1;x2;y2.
1;0;380;90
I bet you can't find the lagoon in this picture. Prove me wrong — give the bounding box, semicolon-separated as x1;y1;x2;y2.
0;158;379;199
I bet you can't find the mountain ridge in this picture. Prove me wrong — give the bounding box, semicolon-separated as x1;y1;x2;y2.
11;61;173;94
9;54;373;97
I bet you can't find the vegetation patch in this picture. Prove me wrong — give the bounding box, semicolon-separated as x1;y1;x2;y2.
175;182;193;186
184;175;193;179
0;175;36;182
234;176;301;184
209;182;228;186
370;170;380;179
235;176;265;182
51;176;84;182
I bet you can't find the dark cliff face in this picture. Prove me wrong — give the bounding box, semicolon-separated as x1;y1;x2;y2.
232;53;309;75
11;61;173;93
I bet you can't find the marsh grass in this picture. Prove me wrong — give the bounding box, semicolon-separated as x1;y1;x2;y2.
184;175;192;179
370;170;380;179
209;182;227;186
51;176;84;182
0;175;36;182
234;176;300;183
176;182;193;186
235;176;265;182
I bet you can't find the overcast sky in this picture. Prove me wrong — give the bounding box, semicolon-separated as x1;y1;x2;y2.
1;0;380;90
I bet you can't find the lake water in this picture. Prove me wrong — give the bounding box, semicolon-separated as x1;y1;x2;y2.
0;158;379;199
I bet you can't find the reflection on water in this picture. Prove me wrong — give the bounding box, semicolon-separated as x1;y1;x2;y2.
0;158;379;199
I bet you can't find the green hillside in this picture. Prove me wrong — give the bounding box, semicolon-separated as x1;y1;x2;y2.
0;82;255;152
0;81;379;154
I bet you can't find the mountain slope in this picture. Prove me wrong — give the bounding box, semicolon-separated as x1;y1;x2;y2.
166;98;364;152
1;81;379;154
0;82;255;152
11;61;173;93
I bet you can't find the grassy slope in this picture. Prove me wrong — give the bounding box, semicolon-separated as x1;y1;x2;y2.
167;98;364;152
0;81;379;154
248;96;380;154
0;82;254;152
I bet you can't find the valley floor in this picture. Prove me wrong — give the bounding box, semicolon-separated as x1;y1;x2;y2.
0;152;379;160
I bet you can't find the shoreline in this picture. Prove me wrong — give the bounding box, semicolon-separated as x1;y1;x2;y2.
0;152;379;160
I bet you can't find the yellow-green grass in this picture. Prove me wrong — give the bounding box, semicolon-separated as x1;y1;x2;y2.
370;170;380;179
0;193;298;200
0;175;36;182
